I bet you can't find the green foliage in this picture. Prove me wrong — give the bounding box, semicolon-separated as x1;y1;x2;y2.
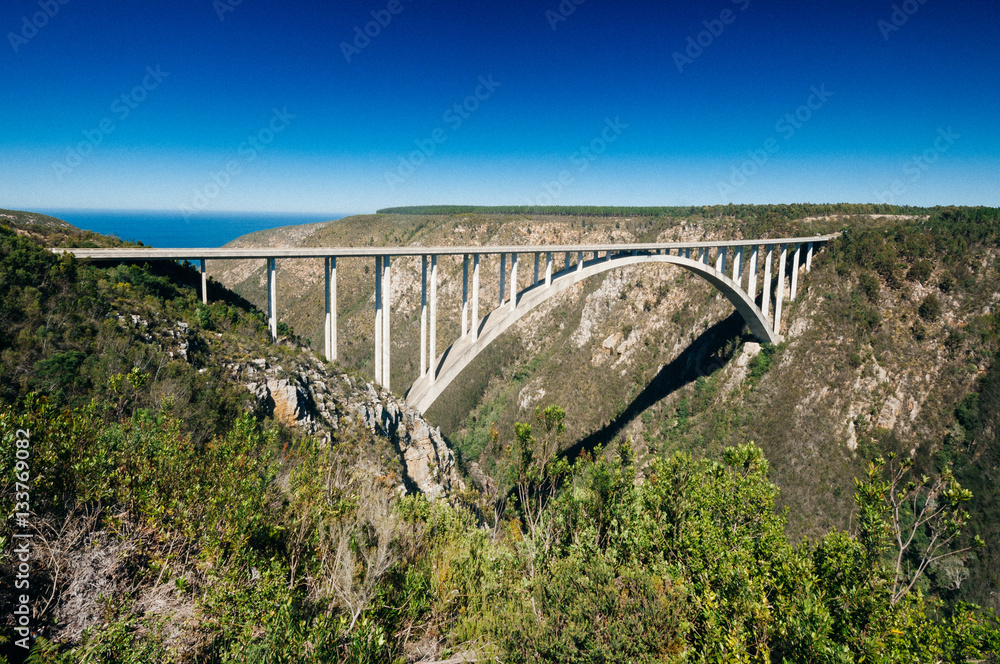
919;293;942;321
858;271;880;302
907;259;934;284
746;343;778;387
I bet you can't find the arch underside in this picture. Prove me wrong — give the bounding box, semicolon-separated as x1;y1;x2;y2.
404;253;778;413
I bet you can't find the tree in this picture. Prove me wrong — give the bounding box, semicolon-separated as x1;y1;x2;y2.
505;405;569;577
855;454;983;604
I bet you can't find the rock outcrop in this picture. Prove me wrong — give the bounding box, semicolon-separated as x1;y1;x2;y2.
237;351;463;500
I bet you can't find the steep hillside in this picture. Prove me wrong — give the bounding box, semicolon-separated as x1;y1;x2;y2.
211;206;1000;610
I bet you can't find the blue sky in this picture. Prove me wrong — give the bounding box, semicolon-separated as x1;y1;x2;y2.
1;0;998;214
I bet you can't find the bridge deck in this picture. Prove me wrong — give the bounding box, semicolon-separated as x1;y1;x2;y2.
52;234;839;260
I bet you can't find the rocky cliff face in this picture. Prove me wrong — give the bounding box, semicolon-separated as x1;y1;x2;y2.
127;308;465;501
236;350;463;500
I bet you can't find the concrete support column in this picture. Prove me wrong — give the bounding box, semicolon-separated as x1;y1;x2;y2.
383;256;391;390
715;248;726;273
806;242;814;272
790;244;801;301
420;256;427;376
774;245;786;335
564;251;571;271
545;252;553;286
685;247;691;259
733;247;743;284
533;253;540;285
499;253;506;306
461;254;469;338
267;258;277;340
472;254;480;338
374;256;382;384
200;259;208;304
577;251;583;272
747;246;759;302
510;252;518;311
324;257;337;362
762;246;774;320
430;255;438;383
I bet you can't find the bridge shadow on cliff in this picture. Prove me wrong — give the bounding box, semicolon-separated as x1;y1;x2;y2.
562;311;749;462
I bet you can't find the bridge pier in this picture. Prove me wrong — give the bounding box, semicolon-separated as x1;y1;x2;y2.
762;246;773;319
472;254;480;339
267;258;277;340
374;256;382;385
420;256;428;375
499;254;506;306
324;257;337;362
200;259;208;304
545;252;553;286
747;246;758;301
806;242;814;271
790;244;801;301
510;252;518;311
534;253;540;285
774;245;787;335
732;247;743;285
382;256;391;389
462;254;469;338
430;255;438;383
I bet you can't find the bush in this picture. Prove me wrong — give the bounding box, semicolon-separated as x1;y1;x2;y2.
858;272;880;302
907;259;934;284
918;294;942;321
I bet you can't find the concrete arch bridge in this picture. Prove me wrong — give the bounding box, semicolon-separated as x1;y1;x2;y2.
56;234;837;413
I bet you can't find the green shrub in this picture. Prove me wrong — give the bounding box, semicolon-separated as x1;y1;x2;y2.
907;259;934;284
918;294;942;321
858;272;881;302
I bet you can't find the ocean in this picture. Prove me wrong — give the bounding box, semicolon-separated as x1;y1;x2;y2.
35;209;353;248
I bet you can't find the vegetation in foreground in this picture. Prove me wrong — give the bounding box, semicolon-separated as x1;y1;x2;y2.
2;400;999;662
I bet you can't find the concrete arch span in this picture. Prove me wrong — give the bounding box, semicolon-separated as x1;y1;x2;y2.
405;253;776;413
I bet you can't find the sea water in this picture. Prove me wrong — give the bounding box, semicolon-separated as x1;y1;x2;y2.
35;209;352;248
